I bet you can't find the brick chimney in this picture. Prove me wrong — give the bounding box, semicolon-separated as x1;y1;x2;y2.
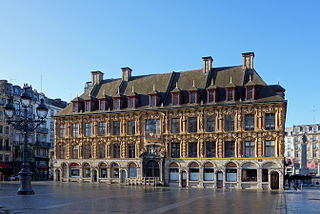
202;56;213;73
242;52;255;69
121;67;132;81
91;70;104;85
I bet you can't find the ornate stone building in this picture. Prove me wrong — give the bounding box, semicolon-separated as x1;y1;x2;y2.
54;52;287;190
285;124;320;176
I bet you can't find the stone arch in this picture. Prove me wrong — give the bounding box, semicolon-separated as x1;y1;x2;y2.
188;161;200;168
241;162;259;168
203;162;214;168
262;162;281;169
168;162;180;168
225;161;238;168
128;162;137;168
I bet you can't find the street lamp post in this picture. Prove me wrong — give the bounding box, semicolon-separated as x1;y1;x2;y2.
4;87;48;195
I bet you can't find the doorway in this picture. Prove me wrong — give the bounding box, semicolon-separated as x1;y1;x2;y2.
55;169;60;182
92;169;97;182
271;171;279;189
144;160;160;177
181;171;187;187
121;170;127;183
217;171;223;188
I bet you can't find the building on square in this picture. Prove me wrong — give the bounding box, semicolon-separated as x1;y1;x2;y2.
285;124;320;176
53;52;287;190
0;80;67;180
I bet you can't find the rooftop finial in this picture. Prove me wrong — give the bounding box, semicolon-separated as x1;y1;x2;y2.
230;76;233;83
192;80;195;87
249;75;252;81
132;86;135;93
175;82;178;89
153;84;156;91
211;79;214;85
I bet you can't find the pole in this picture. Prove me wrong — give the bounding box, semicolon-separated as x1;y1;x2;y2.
16;107;34;195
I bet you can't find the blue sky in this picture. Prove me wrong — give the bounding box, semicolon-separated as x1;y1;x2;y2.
0;0;319;127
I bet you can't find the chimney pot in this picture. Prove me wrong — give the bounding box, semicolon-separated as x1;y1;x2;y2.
202;56;213;73
121;67;132;81
91;70;104;85
242;52;255;69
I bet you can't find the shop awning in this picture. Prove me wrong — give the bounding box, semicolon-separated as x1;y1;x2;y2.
0;163;12;169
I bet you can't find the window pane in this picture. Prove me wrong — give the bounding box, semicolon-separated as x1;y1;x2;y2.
224;115;234;131
226;169;237;182
145;119;160;138
171;118;180;133
244;141;255;158
265;113;275;130
127;121;135;135
98;122;106;136
129;97;135;108
208;90;215;103
205;141;216;157
247;87;253;100
227;89;233;101
241;169;257;182
171;143;180;158
173;93;179;105
206;116;215;132
189;168;199;181
265;141;275;157
204;168;214;181
188;142;197;157
169;168;179;181
113;144;120;158
72;124;78;137
245;114;254;130
188;117;197;133
225;141;235;157
85;123;92;137
128;144;135;158
113;121;120;136
190;92;196;104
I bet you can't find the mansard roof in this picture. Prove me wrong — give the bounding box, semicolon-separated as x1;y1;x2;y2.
57;61;285;116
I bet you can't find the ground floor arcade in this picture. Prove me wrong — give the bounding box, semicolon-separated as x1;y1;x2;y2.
53;158;284;190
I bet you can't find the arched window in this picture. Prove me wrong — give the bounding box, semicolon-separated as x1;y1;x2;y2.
99;163;107;178
83;163;91;178
189;162;199;181
203;162;214;181
241;162;257;182
70;163;80;177
111;162;119;178
226;162;237;182
169;162;179;181
128;162;137;178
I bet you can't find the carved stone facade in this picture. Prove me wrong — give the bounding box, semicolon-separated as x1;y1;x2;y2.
53;53;287;190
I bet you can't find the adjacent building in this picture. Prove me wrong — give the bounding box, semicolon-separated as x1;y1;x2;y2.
0;80;67;180
285;124;320;176
54;52;287;190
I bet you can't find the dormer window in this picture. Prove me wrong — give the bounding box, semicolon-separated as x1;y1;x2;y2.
172;93;179;105
247;87;254;100
99;99;106;110
113;98;121;110
128;97;136;108
149;95;157;106
190;92;197;104
85;101;91;112
226;88;234;101
73;102;78;112
207;80;217;103
245;75;256;100
208;90;215;103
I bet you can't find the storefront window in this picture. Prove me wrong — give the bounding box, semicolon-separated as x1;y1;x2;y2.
241;169;257;182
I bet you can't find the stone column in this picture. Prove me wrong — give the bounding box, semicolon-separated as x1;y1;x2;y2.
198;167;204;188
257;168;262;189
